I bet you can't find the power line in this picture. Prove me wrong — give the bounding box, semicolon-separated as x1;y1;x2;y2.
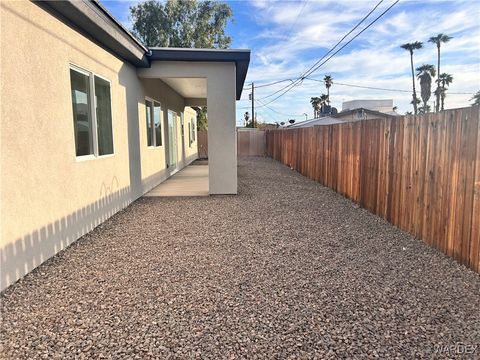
248;103;277;124
242;77;474;96
307;77;410;92
243;78;294;90
238;100;305;122
241;2;314;92
255;110;277;124
438;91;473;95
255;99;305;117
285;0;309;40
305;77;473;95
259;0;400;106
239;0;473;107
259;0;399;105
305;1;399;78
258;0;387;102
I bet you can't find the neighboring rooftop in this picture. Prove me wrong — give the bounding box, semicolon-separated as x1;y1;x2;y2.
288;117;346;128
342;99;394;113
335;108;399;120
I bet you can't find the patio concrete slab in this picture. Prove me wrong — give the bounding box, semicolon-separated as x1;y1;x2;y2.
144;164;209;197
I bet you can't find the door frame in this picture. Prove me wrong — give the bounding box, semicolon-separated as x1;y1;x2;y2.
167;110;179;175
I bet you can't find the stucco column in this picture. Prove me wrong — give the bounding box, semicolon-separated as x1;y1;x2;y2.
207;63;237;194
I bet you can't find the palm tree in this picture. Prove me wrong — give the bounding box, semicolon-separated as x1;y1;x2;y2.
323;75;333;104
470;90;480;106
401;41;423;115
434;87;445;111
319;94;329;114
310;97;321;117
437;73;453;110
418;104;431;114
416;64;436;112
429;33;452;112
410;98;421;112
244;111;250;127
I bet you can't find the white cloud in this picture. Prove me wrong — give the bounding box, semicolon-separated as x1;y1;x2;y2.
237;0;480;124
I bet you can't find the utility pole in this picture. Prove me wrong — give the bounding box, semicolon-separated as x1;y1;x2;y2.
251;82;255;128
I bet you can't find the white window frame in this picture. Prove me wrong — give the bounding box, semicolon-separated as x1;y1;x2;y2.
145;97;163;148
70;64;114;160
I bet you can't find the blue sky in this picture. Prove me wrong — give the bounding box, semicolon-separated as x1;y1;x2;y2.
101;0;480;125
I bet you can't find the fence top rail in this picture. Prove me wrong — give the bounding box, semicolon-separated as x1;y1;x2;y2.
265;106;479;133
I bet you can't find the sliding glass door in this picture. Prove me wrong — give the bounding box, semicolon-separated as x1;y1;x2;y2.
167;110;178;172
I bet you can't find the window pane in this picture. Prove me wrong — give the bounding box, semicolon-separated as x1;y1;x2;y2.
188;122;191;146
154;102;162;146
94;76;113;155
145;100;153;146
70;69;92;156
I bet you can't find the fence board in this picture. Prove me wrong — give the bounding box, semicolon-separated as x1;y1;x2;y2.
266;107;480;272
197;131;208;159
470;111;480;272
197;129;266;157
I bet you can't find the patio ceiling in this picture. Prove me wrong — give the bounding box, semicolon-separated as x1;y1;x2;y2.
161;77;207;98
147;48;250;100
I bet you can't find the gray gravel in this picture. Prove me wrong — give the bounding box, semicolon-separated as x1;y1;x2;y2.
1;157;479;359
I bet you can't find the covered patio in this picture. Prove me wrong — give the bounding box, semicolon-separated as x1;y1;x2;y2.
144;163;209;197
137;48;250;195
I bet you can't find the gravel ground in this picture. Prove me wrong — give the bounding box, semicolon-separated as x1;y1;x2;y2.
1;157;479;359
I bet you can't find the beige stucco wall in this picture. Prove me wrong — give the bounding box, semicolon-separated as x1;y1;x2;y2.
139;79;198;183
0;1;197;291
139;79;178;188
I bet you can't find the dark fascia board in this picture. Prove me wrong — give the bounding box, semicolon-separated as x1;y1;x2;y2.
148;48;251;100
37;0;150;67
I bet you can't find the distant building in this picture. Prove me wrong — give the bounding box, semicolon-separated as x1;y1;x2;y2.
334;108;398;122
289;99;399;129
342;99;394;113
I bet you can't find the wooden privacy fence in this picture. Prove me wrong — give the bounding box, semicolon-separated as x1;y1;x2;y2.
197;129;266;158
237;129;266;156
197;131;208;158
266;107;480;272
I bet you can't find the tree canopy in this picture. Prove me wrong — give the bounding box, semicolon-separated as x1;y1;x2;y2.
130;0;233;48
416;64;436;112
196;107;208;130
